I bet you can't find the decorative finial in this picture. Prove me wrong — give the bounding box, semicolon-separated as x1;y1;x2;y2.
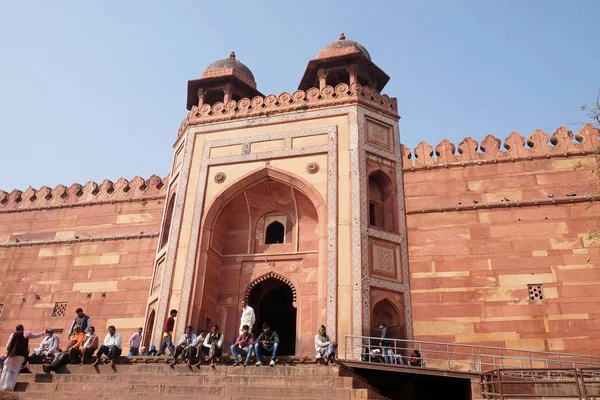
339;32;346;40
229;51;236;60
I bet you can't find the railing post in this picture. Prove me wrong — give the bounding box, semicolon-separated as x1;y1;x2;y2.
558;353;561;368
447;344;451;369
344;335;347;360
497;369;503;400
529;352;532;368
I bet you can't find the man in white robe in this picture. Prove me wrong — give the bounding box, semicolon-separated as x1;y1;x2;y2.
239;299;256;334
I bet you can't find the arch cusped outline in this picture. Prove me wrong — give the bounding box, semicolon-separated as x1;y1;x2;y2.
244;271;298;306
203;165;326;233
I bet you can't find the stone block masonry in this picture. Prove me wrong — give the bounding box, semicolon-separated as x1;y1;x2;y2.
402;125;600;354
0;175;167;351
0;123;598;357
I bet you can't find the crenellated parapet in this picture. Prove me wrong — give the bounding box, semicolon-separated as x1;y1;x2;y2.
178;83;398;136
0;175;168;212
401;124;600;170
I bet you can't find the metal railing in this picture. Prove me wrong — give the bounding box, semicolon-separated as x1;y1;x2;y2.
481;368;600;399
481;368;582;399
343;335;600;374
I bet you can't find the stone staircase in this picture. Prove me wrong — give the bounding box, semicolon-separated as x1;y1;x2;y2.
13;357;387;400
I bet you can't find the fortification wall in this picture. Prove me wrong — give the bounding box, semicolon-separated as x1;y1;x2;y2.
0;175;167;350
403;125;600;354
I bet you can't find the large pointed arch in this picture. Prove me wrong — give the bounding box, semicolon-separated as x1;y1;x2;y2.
184;165;329;356
202;165;326;234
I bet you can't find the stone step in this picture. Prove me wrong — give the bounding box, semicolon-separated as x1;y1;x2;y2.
25;363;344;377
16;394;386;400
18;372;356;388
15;382;382;399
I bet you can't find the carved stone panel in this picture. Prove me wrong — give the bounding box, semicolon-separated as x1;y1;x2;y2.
366;118;393;151
369;239;401;281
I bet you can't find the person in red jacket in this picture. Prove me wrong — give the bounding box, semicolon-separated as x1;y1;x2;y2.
156;309;178;356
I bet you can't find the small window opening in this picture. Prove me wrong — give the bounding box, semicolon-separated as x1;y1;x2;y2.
265;221;285;244
52;302;68;317
528;284;543;302
327;69;350;88
204;90;225;106
369;202;377;226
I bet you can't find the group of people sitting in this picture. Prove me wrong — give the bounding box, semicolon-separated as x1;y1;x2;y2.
155;301;338;368
0;300;342;391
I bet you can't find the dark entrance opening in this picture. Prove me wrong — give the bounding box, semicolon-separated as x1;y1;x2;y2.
247;277;296;355
350;364;472;400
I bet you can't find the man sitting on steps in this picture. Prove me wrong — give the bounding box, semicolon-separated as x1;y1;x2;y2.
254;322;279;367
169;325;196;366
200;325;223;368
92;325;122;367
43;326;85;373
30;329;59;363
231;324;254;366
71;326;98;364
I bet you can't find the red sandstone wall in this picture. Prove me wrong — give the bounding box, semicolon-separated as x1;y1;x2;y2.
0;176;167;351
402;125;600;354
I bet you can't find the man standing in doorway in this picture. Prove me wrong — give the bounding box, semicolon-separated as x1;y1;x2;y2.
156;309;177;356
379;322;392;364
239;299;255;334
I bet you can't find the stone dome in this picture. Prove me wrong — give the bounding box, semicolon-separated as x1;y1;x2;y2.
203;51;255;83
317;33;371;61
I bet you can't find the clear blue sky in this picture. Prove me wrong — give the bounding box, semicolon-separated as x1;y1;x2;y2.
1;1;598;191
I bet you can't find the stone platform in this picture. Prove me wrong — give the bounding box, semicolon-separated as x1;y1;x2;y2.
14;357;387;399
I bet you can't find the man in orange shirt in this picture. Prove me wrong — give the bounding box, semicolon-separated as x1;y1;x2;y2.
43;326;85;373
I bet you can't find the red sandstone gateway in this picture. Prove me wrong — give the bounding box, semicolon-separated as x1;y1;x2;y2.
0;35;599;400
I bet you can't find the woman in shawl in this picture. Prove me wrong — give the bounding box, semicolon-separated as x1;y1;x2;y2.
1;324;45;391
314;325;337;365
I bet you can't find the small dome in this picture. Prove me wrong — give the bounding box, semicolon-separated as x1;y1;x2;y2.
318;33;371;61
203;51;256;82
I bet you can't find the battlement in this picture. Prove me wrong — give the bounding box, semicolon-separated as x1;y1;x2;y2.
0;175;168;212
178;82;398;136
401;124;600;170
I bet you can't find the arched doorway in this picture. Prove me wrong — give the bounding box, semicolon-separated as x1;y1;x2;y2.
371;299;404;340
247;277;297;355
144;309;156;348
